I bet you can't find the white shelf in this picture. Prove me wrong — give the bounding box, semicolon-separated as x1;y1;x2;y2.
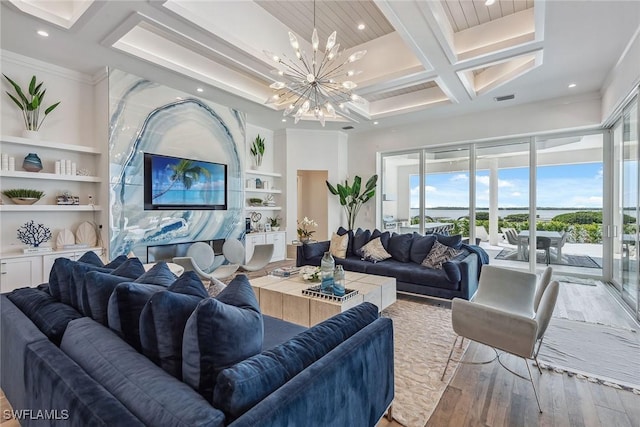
1;135;101;154
0;205;102;212
246;169;282;178
245;206;282;211
0;170;101;182
244;188;282;194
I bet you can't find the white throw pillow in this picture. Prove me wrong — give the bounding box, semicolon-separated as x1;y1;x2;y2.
360;237;392;263
329;232;349;259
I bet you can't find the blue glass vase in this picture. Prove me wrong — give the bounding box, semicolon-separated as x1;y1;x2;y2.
320;251;335;294
22;153;42;172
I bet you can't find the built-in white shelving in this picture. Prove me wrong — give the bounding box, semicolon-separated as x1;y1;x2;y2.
246;169;282;178
0;135;100;154
246;206;282;211
0;170;101;182
244;188;282;194
0;205;102;212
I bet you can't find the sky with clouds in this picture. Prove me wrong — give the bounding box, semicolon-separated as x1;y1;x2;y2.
410;162;606;209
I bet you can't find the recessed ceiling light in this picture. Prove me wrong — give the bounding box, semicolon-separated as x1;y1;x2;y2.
282;119;287;122
176;96;183;100
196;87;203;92
373;121;379;125
568;83;577;88
37;30;49;37
485;0;495;5
357;23;365;30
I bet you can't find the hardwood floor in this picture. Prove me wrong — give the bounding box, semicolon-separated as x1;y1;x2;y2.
379;280;640;427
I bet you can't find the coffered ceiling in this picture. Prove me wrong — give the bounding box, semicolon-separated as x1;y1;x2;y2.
1;1;638;132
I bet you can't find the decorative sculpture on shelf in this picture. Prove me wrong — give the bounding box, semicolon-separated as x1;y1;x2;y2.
17;220;51;247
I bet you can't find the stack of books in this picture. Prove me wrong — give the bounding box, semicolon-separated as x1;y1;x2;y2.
270;267;301;277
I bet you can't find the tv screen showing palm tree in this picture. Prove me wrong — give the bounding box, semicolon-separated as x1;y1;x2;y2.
143;152;227;210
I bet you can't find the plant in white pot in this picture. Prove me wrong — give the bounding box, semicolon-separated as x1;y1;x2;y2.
250;134;265;168
3;74;61;139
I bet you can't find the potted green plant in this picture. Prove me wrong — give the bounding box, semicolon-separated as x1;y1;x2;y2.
250;134;265;168
268;215;282;231
3;74;61;139
2;188;45;205
326;174;378;230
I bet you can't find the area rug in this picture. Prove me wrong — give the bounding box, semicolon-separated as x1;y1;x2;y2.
537;317;640;392
382;298;466;427
494;249;602;268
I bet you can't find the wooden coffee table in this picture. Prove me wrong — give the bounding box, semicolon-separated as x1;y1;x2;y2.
250;268;396;327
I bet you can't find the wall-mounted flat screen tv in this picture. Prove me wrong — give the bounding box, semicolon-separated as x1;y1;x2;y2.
144;152;227;210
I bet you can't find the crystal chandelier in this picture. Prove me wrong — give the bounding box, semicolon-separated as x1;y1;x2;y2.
264;2;367;127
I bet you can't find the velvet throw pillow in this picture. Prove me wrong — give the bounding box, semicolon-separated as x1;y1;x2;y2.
360;237;392;263
352;229;371;257
139;272;208;379
388;233;413;262
370;229;391;251
182;275;263;402
435;233;463;250
107;282;168;351
48;258;111;304
134;262;177;286
421;240;462;269
329;232;349;259
409;234;437;264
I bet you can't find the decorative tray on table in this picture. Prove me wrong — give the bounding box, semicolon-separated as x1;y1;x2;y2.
302;285;359;302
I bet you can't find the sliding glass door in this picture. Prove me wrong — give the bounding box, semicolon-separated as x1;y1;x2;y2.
535;133;604;276
613;97;639;318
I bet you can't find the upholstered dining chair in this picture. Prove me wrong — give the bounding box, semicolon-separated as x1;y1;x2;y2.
441;265;559;412
172;242;239;281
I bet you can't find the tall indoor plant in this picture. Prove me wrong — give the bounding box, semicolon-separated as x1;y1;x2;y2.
3;74;60;137
326;174;378;231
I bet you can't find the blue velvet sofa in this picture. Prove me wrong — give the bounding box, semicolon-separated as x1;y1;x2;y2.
297;229;489;300
1;253;394;426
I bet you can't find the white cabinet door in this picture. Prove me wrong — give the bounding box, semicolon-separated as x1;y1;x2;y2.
0;256;43;292
266;232;286;262
245;234;266;262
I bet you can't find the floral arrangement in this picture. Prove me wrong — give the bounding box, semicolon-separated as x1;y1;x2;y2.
17;220;51;247
297;216;318;240
301;266;320;282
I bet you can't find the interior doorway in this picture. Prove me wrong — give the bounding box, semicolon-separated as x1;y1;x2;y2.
297;170;329;241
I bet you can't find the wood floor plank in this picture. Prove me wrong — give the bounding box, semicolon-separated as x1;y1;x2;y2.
425;386;462;427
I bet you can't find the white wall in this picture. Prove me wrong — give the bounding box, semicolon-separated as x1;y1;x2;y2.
349;94;603;230
277;128;348;242
602;27;640;123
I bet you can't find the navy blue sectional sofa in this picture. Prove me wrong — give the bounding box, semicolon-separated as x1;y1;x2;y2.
297;229;489;300
1;253;394;426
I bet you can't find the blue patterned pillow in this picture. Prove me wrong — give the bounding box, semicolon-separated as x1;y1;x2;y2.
139;272;208;378
107;282;167;351
7;287;82;345
182;275;263;402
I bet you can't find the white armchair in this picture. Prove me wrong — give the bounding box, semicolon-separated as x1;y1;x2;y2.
172;242;239;282
441;265;559;412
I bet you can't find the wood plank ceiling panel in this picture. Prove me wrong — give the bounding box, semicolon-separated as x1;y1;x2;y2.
442;0;534;33
366;81;438;102
255;0;394;50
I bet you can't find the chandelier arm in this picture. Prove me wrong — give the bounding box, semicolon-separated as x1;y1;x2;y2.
314;50;331;78
281;58;310;80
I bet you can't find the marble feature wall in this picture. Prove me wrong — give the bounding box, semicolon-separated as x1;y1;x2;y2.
108;69;245;260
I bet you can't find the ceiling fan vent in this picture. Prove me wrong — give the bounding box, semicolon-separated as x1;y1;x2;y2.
494;94;515;102
341;126;355;130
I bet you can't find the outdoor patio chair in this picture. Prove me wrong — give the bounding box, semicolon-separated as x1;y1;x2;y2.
475;225;490;242
534;236;551;265
550;231;570;259
502;228;519;246
442;265;559;413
